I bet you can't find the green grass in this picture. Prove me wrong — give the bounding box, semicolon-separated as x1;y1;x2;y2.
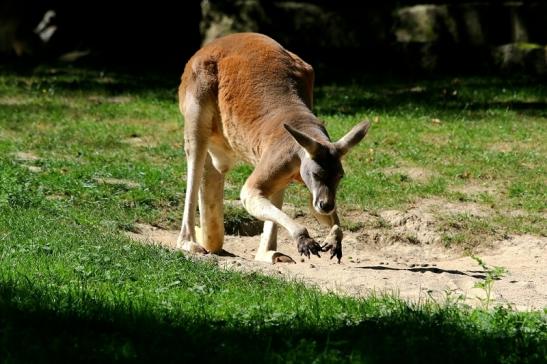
1;64;546;362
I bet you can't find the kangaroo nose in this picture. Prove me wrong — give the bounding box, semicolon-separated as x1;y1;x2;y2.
319;200;334;213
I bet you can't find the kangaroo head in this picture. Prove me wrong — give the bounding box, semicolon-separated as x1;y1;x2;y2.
284;121;370;215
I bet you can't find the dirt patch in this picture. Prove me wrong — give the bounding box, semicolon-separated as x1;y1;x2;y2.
94;177;140;189
377;209;440;247
488;142;514;153
125;201;546;310
449;182;498;196
87;95;132;104
0;129;13;140
116;118;177;129
46;194;66;201
13;151;40;162
23;165;42;173
0;96;29;106
122;136;156;148
127;223;176;248
382;166;434;183
421;133;450;146
12;152;43;172
416;197;493;218
488;140;545;154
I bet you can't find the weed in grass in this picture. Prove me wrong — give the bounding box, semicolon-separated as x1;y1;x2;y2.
374;217;392;229
405;234;421;245
441;289;467;308
442;232;467;248
342;219;366;232
471;255;508;310
438;213;500;249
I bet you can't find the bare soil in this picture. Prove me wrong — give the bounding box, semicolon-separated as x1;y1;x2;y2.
448;182;498;196
126;199;546;311
13;151;40;162
93;177;140;189
382;166;434;183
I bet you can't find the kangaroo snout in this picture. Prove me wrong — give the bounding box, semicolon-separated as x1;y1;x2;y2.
315;198;335;215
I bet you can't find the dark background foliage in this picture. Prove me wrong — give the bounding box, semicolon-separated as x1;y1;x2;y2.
1;1;546;76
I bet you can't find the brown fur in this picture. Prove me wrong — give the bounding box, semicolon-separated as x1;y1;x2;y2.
179;33;316;169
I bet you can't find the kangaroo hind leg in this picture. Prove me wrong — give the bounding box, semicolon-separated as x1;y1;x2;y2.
176;89;215;254
198;153;225;254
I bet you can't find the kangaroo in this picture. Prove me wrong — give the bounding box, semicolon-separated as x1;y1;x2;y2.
177;32;370;264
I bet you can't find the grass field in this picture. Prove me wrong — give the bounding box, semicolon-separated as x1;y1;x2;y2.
0;64;546;363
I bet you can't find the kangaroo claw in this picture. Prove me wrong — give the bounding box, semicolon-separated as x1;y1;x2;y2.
297;236;322;259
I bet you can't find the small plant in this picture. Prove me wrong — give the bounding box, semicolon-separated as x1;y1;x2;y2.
343;219;366;232
375;217;391;229
441;233;466;248
442;288;467;308
405;233;421;245
471;255;508;310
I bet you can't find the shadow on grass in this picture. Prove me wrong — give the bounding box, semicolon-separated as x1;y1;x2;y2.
0;102;77;124
1;280;543;364
3;63;546;118
0;63;179;101
313;81;547;117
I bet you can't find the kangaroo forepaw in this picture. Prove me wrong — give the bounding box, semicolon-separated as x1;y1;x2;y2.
321;242;342;263
297;235;323;259
321;224;343;263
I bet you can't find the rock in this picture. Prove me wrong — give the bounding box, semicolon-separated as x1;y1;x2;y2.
492;43;547;75
200;0;265;45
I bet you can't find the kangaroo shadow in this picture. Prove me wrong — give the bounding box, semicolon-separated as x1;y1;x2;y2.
356;265;487;280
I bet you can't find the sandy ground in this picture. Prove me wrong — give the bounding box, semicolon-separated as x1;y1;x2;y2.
126;200;546;311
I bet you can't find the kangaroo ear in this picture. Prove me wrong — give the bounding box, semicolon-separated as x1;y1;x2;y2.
335;120;370;156
284;123;321;157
